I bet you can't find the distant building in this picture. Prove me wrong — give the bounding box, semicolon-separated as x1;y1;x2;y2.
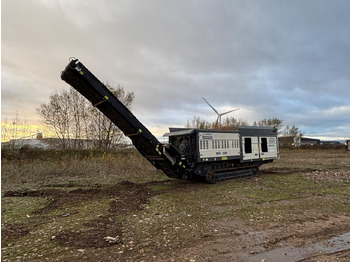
321;140;341;145
279;136;324;147
2;138;52;149
1;133;95;150
300;137;320;146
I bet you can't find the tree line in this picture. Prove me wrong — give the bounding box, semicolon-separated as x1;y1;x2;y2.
36;84;134;150
186;115;303;138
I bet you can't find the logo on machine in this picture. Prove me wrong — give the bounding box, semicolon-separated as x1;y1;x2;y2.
200;133;213;139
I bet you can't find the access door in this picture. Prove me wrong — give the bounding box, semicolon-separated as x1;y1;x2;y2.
259;137;278;159
242;136;260;160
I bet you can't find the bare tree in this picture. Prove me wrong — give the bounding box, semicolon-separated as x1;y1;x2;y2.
37;84;134;150
185;116;248;130
220;116;249;130
87;84;134;150
283;125;303;138
37;90;73;149
186;116;212;129
70;88;91;149
253;117;283;133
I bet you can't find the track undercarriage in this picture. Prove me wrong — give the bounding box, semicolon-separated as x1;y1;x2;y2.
204;166;259;183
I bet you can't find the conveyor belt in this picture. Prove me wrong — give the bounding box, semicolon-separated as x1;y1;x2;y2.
61;59;182;179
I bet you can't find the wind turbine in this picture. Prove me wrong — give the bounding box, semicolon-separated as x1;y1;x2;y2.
202;97;239;125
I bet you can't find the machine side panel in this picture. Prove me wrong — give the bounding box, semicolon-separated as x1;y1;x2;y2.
197;131;240;162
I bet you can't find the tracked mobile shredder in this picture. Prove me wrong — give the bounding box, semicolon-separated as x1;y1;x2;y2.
61;59;279;183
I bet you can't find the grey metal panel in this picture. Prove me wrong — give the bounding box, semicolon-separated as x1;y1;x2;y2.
238;126;277;136
163;129;195;137
168;127;193;132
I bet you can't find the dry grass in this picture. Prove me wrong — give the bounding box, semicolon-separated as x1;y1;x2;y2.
264;148;350;171
1;149;167;192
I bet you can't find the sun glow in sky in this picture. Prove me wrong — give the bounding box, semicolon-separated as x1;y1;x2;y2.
1;122;55;142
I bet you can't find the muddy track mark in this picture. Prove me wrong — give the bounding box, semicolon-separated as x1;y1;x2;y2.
2;181;154;248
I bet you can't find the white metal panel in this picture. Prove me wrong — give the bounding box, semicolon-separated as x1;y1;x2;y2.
259;137;278;159
198;132;240;159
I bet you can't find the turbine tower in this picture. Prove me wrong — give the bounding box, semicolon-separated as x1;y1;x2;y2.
202;97;239;125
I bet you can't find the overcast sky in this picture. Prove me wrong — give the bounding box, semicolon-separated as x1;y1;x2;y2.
2;0;350;139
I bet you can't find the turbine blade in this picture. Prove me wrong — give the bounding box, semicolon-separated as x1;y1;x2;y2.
202;97;219;115
221;108;240;116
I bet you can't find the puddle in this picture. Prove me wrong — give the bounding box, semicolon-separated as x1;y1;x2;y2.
241;231;350;262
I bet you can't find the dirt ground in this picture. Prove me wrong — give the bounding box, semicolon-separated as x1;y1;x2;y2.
2;149;350;261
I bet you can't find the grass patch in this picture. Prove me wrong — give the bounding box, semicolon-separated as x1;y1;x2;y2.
2;197;52;225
